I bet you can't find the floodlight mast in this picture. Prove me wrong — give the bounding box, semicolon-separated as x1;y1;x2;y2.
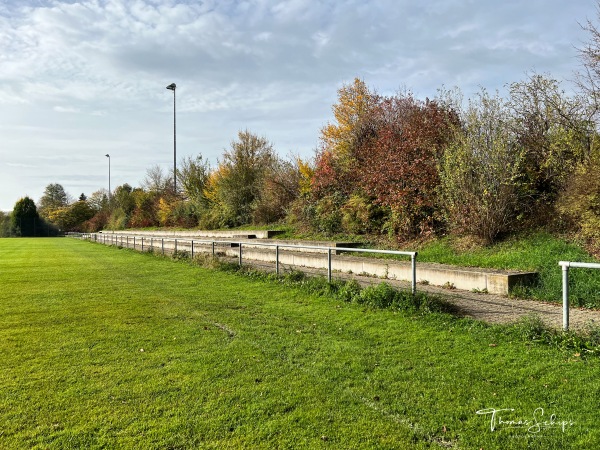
105;153;111;199
166;83;177;194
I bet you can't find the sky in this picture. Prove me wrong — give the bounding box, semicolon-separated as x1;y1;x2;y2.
0;0;598;211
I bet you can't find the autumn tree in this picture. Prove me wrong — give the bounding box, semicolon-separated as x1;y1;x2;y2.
48;201;95;232
312;78;375;197
204;130;277;227
307;79;378;233
310;80;458;237
128;188;159;228
107;184;135;229
81;189;110;232
355;94;458;237
38;183;69;219
253;155;302;224
321;78;375;159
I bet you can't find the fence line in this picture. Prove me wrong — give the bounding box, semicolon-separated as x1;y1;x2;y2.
72;233;418;294
558;261;600;331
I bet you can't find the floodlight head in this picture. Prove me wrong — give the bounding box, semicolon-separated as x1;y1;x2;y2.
105;154;110;158
166;83;176;91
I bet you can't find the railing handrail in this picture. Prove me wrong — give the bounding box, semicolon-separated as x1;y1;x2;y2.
559;260;600;331
74;232;418;294
559;261;600;270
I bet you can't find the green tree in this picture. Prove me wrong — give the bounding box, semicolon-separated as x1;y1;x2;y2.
107;184;135;229
0;211;13;237
12;197;41;236
178;154;211;221
48;201;95;232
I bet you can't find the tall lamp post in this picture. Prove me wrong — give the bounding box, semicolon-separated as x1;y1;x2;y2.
166;82;177;194
105;154;111;199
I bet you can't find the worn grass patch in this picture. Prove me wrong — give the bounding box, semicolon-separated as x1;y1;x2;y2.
0;238;599;448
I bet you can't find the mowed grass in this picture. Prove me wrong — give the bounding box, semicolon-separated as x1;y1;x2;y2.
1;239;600;449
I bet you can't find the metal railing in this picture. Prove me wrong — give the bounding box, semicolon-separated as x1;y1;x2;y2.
559;261;600;331
74;233;418;294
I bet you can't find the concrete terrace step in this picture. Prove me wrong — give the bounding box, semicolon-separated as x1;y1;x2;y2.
216;246;536;295
93;231;537;296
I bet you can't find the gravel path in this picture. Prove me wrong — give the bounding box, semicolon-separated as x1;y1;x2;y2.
409;281;600;332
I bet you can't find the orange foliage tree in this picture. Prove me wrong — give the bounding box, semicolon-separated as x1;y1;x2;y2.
310;78;458;237
355;95;459;236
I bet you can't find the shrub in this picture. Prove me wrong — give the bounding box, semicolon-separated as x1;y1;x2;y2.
106;207;128;230
338;279;362;302
313;194;343;235
355;96;457;237
341;194;374;234
439;91;527;243
557;153;600;253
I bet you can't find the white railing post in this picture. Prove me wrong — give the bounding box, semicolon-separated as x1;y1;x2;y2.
276;245;280;275
558;261;600;330
327;248;332;283
411;253;417;295
560;261;570;331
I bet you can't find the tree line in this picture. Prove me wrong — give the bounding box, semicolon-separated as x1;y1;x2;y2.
4;11;600;250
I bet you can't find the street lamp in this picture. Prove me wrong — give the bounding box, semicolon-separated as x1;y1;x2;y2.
166;82;177;194
105;154;111;199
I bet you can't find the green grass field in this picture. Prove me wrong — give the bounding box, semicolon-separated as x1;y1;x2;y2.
1;238;599;448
